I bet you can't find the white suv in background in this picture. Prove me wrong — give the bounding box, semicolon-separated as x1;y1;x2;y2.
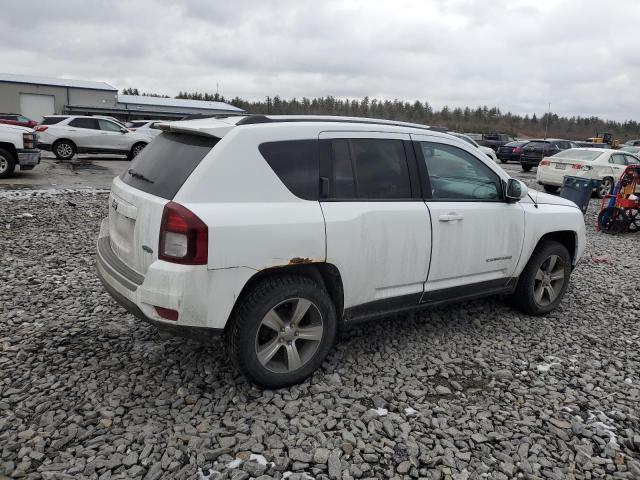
96;115;586;389
36;115;154;160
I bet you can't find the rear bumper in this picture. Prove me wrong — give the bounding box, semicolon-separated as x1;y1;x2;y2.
17;149;41;167
95;220;223;340
536;168;566;187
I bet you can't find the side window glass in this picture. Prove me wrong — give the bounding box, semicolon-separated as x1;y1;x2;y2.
98;119;123;132
259;140;319;200
349;139;411;199
69;118;99;129
330;139;356;198
611;155;626;165
420;141;501;201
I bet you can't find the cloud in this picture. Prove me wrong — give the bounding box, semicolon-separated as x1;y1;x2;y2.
0;0;639;121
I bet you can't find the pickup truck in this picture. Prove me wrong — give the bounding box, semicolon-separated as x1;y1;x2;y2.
0;123;40;178
478;133;516;151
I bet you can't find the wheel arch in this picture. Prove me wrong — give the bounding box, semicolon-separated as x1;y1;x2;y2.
0;142;18;160
535;230;577;265
226;262;344;332
53;138;77;149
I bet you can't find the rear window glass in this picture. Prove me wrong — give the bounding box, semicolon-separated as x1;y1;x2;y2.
41;117;67;125
526;141;550;148
259;140;319;200
556;150;603;161
121;132;219;199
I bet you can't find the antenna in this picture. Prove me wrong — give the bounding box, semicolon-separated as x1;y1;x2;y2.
544;102;550;140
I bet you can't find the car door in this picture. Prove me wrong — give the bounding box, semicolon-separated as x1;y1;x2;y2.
97;119;130;152
66;117;100;149
609;153;629;179
411;134;525;297
318;131;432;320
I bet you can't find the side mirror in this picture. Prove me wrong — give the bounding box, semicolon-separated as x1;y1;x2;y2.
120;128;128;133
505;178;528;202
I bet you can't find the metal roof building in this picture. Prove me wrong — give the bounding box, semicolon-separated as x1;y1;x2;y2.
0;73;245;121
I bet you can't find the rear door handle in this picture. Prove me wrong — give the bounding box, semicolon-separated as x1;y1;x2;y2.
439;213;464;222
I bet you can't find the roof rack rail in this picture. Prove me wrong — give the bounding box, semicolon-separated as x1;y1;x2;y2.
235;115;440;132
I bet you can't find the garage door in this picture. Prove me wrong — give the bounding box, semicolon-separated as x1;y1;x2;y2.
20;93;55;122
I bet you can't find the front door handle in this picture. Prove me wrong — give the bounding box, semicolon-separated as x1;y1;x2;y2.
439;213;464;222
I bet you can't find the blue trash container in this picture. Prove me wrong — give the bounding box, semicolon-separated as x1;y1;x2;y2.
559;176;602;214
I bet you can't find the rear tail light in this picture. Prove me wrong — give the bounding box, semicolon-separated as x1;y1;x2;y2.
35;126;48;132
540;160;550;166
22;133;36;149
159;201;208;264
573;163;592;171
512;147;521;154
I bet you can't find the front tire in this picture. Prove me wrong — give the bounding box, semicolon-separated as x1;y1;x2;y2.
521;164;532;172
127;142;147;160
510;240;571;316
53;139;76;160
226;275;337;389
0;148;16;179
543;185;559;194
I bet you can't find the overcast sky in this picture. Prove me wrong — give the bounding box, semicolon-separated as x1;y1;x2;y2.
2;0;639;121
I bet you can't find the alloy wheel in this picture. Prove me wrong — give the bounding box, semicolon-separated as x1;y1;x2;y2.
599;178;612;197
254;297;324;374
57;143;73;158
133;144;145;156
0;156;7;174
533;254;565;306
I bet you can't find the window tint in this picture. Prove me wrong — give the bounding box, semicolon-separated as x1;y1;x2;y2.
330;139;356;198
121;132;219;199
18;116;31;122
625;155;639;165
419;142;501;201
259;140;319;200
0;115;16;120
98;119;123;132
41;117;67;125
348;139;411;199
69;117;99;129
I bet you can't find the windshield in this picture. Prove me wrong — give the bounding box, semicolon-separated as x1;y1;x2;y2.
120;132;219;199
555;149;603;161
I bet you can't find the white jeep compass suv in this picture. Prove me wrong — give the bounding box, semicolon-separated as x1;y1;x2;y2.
96;115;586;388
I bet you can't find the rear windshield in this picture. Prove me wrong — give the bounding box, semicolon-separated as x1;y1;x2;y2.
120;132;219;199
526;141;550;148
556;150;603;161
41;117;67;125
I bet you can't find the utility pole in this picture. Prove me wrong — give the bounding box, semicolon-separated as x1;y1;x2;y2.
544;102;551;139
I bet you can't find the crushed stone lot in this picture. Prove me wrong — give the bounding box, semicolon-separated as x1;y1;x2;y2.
1;184;640;480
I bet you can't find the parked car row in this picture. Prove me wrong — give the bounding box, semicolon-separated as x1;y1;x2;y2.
536;148;640;197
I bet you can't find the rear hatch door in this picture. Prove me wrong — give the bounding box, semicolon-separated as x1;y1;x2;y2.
107;131;221;275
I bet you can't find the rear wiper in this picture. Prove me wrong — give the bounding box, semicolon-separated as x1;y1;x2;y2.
127;169;154;183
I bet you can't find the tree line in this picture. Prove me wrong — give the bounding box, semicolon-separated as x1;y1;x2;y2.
122;89;640;140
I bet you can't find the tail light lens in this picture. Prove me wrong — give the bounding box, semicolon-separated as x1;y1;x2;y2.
154;306;178;321
159;202;208;264
540;160;550;166
512;147;521;154
35;126;48;132
22;133;36;149
573;163;592;171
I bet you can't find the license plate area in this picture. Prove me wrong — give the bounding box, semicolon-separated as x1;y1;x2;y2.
554;163;566;170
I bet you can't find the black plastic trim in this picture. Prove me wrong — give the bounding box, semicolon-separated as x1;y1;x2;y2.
343;278;517;324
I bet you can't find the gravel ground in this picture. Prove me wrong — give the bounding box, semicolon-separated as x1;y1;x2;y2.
1;179;640;480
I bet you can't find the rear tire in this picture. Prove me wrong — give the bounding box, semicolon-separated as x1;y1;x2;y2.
500;158;509;164
127;142;147;160
53;139;76;160
509;240;571;316
0;148;16;179
521;164;532;172
543;185;559;194
596;177;614;199
226;275;337;389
